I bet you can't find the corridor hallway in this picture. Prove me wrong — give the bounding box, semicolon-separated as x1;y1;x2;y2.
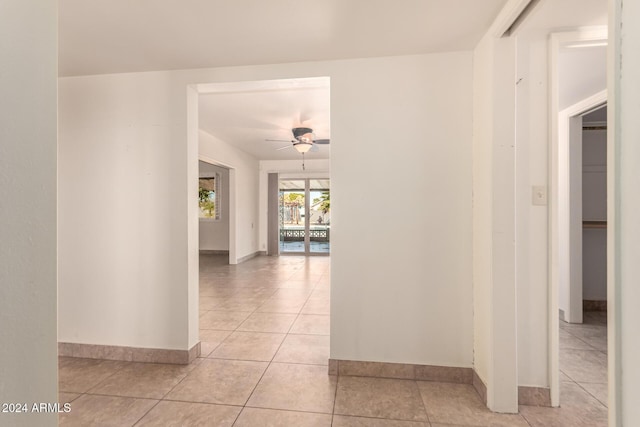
57;255;607;426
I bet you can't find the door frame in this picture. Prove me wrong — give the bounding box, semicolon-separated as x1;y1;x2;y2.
548;28;608;407
278;177;330;256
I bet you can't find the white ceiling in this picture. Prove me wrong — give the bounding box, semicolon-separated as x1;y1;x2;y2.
59;0;508;77
199;77;330;161
59;0;512;161
518;0;607;30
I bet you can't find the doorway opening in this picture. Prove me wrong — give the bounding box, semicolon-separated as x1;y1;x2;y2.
548;28;608;407
279;178;330;255
198;160;232;263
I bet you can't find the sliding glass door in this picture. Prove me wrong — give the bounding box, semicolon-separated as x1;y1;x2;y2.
279;178;330;255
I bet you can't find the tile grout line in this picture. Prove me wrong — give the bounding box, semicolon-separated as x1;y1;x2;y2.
226;258;320;422
415;379;432;425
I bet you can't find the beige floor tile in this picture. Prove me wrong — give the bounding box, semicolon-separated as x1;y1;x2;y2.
335;377;427;422
273;334;329;365
88;362;196;399
199;296;225;310
238;312;297;333
560;371;575;382
333;415;428;426
417;381;528;426
58;357;128;393
135;401;240;427
277;280;317;289
290;314;330;335
199;287;238;298
560;349;608;383
301;298;331;315
271;288;314;299
559;329;597;350
213;297;267;312
257;298;307;314
199;310;252;330
520;383;607;427
429;424;473;427
58;392;81;404
210;331;285;361
165;358;267;405
199;330;232;357
234;407;332;427
247;363;337;413
59;394;157;427
579;382;608;407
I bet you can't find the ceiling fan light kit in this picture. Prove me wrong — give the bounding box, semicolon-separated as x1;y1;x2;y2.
293;142;313;153
265;126;330;169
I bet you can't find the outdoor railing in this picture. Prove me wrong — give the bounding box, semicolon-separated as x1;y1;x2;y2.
280;228;330;242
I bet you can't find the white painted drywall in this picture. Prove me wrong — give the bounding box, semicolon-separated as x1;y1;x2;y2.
198;161;230;251
328;53;473;368
609;1;640;423
58;51;474;368
559;46;607;110
472;31;494;397
258;159;330;252
514;28;553;389
198;130;259;258
58;72;194;350
0;1;58;425
582;128;607;301
473;29;519;413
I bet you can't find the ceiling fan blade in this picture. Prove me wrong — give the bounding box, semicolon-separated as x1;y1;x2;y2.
313;139;330;144
275;145;292;151
266;138;293;143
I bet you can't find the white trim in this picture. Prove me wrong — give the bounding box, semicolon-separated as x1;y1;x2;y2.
548;28;607;408
490;0;534;37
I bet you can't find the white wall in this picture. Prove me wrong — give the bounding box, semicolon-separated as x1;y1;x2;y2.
0;1;58;425
198;130;259;258
472;31;495;397
58;51;474;368
58;73;194;350
198;161;230;251
473;29;519;412
609;0;640;423
258;159;330;252
328;53;474;368
582;128;607;301
514;28;554;389
559;46;607;110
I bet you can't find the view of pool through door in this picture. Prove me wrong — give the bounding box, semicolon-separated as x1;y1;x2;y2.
279;178;330;255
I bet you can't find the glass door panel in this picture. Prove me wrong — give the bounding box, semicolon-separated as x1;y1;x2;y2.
279;180;306;253
309;179;330;254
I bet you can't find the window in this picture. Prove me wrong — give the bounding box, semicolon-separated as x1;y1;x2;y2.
199;173;220;220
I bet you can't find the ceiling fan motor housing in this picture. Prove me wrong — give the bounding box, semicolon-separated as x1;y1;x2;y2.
292;127;313;140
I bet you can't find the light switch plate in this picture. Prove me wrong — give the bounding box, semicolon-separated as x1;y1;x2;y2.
532;185;547;206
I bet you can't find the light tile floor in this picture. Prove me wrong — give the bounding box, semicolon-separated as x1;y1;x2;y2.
58;255;609;426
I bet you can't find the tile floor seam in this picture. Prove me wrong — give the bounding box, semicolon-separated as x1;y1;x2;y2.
572;381;608;409
158;397;244;408
130;398;163;427
331;372;340;425
416;379;432;425
561;332;602;352
79;361;130;395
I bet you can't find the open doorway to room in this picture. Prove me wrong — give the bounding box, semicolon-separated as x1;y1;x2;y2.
549;28;608;408
198;160;231;261
558;102;609;409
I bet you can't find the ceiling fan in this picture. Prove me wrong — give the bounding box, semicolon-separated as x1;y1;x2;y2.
266;127;330;154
